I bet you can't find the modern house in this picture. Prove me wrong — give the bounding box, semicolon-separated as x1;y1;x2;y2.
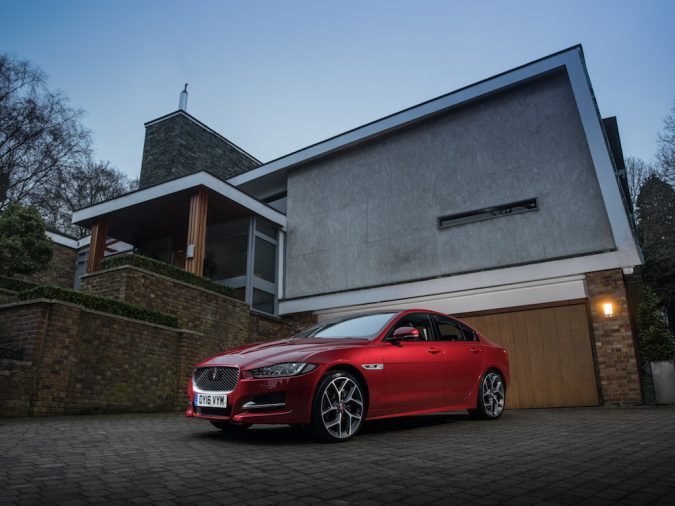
68;45;644;409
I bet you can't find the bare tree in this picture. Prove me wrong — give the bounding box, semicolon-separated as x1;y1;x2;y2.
625;156;655;215
657;101;675;185
0;53;91;212
44;160;134;236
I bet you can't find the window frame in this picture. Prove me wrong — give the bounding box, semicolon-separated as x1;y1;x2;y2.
431;314;481;343
385;313;436;342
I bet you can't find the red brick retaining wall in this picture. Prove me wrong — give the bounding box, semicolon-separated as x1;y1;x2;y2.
19;242;77;289
80;265;314;348
0;300;191;417
1;267;316;417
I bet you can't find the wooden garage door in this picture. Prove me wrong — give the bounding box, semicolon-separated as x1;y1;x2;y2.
460;303;599;409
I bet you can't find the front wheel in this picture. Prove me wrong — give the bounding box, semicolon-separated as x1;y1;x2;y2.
210;421;252;432
469;370;505;420
311;371;366;442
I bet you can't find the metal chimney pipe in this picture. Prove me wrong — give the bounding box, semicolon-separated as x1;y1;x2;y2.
179;83;188;111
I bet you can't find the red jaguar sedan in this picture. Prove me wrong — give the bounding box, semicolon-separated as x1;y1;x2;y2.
186;309;509;442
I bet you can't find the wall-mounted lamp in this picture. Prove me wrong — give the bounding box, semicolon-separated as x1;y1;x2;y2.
603;302;614;318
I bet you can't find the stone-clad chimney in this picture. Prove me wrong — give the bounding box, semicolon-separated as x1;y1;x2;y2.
137;87;261;189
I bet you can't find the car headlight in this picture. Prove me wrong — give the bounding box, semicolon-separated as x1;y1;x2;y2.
249;362;317;378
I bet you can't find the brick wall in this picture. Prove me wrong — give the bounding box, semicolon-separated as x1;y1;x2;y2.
80;266;313;349
79;266;315;412
0;288;17;305
0;266;317;417
0;300;193;417
19;242;77;289
586;269;642;404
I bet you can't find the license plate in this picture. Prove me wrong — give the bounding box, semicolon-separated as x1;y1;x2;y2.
195;393;227;408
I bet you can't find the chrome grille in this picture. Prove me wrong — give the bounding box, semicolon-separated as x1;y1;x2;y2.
194;366;239;392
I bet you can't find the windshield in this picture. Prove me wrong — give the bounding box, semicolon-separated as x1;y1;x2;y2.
292;313;396;340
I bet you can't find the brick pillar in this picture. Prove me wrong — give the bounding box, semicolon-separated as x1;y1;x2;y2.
586;269;642;404
185;190;208;276
86;220;108;273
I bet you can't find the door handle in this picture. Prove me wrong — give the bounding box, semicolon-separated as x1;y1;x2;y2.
469;348;483;354
427;347;442;354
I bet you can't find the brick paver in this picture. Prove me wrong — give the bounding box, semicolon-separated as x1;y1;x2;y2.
1;407;674;505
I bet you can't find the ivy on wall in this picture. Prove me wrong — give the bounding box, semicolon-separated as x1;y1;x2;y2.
18;285;178;328
101;254;237;299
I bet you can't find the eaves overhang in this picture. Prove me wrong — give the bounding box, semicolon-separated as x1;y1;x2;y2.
71;171;286;231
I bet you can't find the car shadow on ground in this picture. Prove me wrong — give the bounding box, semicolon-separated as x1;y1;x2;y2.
192;412;475;446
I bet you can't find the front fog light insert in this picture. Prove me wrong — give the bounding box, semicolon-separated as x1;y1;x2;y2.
249;362;317;378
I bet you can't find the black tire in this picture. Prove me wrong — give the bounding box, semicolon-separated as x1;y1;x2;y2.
311;371;366;443
469;369;506;420
210;421;252;432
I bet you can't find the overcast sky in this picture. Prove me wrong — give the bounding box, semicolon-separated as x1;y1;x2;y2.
1;0;674;179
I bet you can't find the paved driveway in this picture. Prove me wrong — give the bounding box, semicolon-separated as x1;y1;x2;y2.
1;407;674;505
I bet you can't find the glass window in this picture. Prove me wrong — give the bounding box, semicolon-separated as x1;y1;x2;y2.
314;313;396;339
256;218;277;241
461;324;479;342
204;218;249;280
138;236;172;263
388;313;434;341
432;315;465;341
252;289;275;314
253;237;276;283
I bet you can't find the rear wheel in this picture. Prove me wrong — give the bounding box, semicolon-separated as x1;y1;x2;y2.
469;370;505;420
210;421;252;432
311;371;366;442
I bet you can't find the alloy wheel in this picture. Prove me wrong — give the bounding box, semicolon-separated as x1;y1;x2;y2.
319;376;364;439
482;371;505;418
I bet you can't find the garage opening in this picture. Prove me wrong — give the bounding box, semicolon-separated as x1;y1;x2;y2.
458;301;599;409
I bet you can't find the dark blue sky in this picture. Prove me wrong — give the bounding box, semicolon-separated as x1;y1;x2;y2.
2;0;674;179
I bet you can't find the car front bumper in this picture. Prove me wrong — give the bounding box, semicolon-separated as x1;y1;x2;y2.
186;368;321;425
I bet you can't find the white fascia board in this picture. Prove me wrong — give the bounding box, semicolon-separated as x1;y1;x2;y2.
228;49;577;187
562;51;643;267
279;250;626;315
46;231;79;249
71;171;286;229
314;275;587;322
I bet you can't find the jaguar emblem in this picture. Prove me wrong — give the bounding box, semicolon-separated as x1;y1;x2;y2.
210;368;218;381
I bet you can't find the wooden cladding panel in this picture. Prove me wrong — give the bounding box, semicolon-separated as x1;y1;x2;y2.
461;303;598;409
185;190;208;276
86;221;108;273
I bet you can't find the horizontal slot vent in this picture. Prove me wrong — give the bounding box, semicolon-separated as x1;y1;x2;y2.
438;198;538;229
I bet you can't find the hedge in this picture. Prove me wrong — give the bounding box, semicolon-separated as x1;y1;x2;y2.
18;285;178;328
0;276;38;293
0;346;22;360
101;254;236;298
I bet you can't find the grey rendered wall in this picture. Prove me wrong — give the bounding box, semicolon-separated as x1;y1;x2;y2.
284;70;615;299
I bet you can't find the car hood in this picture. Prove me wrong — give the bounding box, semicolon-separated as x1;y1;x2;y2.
200;338;371;369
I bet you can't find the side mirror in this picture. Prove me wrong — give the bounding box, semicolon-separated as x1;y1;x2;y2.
390;327;419;344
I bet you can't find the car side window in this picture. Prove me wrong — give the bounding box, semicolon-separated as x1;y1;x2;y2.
388;313;434;342
432;315;464;341
460;324;479;342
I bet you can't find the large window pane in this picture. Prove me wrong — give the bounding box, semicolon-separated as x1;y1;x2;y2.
254;237;276;283
256;218;277;240
252;289;275;314
139;236;172;263
205;218;249;280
